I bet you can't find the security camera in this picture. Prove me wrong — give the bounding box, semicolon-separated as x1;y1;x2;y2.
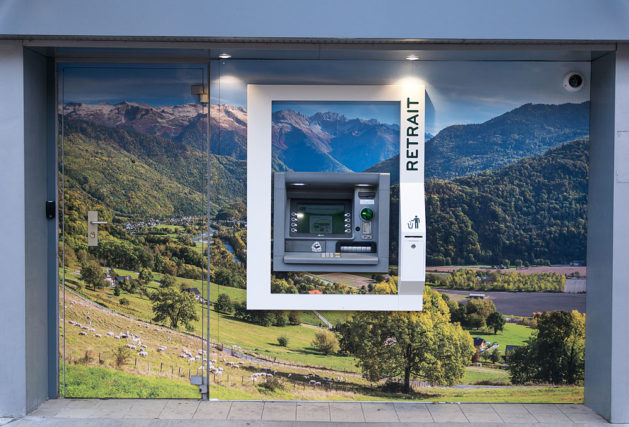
563;72;585;92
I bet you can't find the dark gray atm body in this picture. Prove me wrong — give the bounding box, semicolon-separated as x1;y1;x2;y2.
273;172;390;273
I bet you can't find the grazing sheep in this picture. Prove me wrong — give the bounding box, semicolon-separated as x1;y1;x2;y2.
114;336;120;339
94;334;102;338
81;326;89;330
187;357;196;363
138;351;148;357
79;331;87;336
89;328;95;332
126;344;137;350
106;332;114;336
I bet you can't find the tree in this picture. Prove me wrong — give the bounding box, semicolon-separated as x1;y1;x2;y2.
160;274;175;288
338;287;475;393
277;336;289;347
489;348;501;364
150;287;199;331
215;293;233;314
273;311;288;327
114;345;132;368
288;311;301;325
138;268;153;285
113;286;121;296
509;310;585;385
80;261;106;290
486;311;506;334
461;298;497;329
311;330;339;355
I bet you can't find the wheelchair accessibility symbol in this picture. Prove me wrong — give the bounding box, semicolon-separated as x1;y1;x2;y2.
407;215;420;229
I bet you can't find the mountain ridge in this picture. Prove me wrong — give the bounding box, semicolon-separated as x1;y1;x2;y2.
367;101;590;181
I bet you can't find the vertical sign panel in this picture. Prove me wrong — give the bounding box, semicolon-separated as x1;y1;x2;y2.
399;88;426;295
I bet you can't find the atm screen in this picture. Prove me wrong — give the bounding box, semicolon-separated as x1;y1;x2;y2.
295;203;346;235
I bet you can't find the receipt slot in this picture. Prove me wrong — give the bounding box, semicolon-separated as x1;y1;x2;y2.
273;172;390;273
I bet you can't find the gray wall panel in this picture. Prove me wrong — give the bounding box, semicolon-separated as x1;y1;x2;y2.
23;47;51;412
0;40;26;417
610;43;629;424
585;51;615;422
0;0;628;41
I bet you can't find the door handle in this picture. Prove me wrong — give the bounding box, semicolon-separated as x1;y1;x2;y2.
87;211;107;246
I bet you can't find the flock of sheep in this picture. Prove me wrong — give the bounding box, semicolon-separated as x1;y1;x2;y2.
66;298;349;390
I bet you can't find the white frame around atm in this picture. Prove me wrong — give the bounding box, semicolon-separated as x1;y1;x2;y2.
246;84;425;310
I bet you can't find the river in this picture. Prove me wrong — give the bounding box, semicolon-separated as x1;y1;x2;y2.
223;241;242;264
194;228;242;264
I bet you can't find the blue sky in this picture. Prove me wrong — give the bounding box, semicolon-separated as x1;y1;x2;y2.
272;101;399;126
211;60;590;135
60;60;590;135
60;65;205;106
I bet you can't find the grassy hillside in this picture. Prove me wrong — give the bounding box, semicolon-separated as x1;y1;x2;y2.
62;269;359;373
63;364;199;398
62;119;245;217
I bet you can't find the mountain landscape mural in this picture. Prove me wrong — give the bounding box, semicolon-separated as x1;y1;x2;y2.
57;63;590;402
61;100;589;265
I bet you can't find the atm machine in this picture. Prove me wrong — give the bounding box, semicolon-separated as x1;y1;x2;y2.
273;171;390;273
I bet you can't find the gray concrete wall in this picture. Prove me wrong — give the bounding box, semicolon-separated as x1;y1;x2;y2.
585;44;629;424
0;40;27;417
23;47;54;411
610;43;629;424
0;41;54;418
0;0;628;41
585;50;615;423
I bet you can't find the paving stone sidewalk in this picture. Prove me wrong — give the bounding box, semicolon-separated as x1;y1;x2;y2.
5;399;622;426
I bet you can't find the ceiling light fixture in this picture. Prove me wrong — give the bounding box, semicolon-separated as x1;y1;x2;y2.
218;52;232;59
405;54;420;61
